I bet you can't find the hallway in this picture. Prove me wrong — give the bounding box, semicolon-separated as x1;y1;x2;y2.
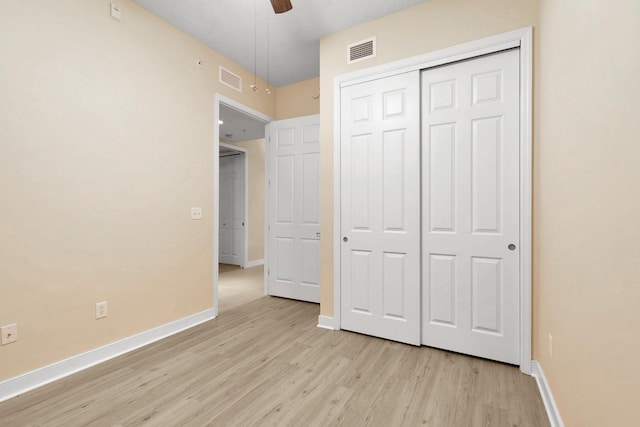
218;264;265;312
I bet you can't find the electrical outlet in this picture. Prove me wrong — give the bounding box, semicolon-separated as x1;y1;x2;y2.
191;207;203;220
548;334;553;359
1;324;18;345
96;301;108;319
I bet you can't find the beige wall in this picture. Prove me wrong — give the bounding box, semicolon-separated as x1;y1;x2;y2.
222;139;265;262
318;0;539;316
534;1;640;425
4;0;639;423
275;77;320;119
0;0;274;381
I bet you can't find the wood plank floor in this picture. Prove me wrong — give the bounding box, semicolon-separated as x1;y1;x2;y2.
0;292;549;426
218;264;265;313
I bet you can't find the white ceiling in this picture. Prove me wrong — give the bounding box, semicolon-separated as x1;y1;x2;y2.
133;0;430;87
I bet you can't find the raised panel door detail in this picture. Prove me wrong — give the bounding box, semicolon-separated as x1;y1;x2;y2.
352;96;372;122
219;154;243;266
230;229;240;256
302;124;319;144
220;157;231;221
277;128;295;147
383;252;407;319
268;114;321;304
301;239;320;286
429;79;456;112
220;203;231;223
341;71;421;346
219;229;230;256
429;123;456;233
428;254;457;326
383;130;406;232
302;153;320;225
471;257;502;335
472;70;502;105
472;117;502;234
350;135;372;231
421;49;520;364
351;250;372;313
383;89;405;118
276;155;295;224
276;238;294;283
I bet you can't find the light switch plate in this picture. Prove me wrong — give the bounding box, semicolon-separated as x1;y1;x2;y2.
191;207;203;220
96;301;108;319
1;324;18;345
110;3;121;21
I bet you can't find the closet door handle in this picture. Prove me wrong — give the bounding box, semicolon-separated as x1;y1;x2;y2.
343;237;348;242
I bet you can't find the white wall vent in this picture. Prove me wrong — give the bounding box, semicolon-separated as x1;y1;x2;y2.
347;37;376;64
219;66;242;92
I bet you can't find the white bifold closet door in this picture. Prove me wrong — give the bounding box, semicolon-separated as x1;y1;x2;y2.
267;115;321;303
421;49;521;364
219;154;243;266
340;71;421;346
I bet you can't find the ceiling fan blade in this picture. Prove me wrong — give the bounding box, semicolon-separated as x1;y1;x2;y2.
270;0;293;14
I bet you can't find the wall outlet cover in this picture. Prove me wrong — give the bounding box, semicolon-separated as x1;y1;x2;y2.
1;324;18;345
191;207;203;220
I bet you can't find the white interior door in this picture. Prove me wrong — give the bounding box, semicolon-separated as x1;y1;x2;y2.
267;115;320;303
219;153;243;266
421;49;520;364
340;71;421;345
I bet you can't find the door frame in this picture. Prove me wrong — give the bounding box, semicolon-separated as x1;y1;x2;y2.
219;142;248;267
332;27;533;373
213;94;272;317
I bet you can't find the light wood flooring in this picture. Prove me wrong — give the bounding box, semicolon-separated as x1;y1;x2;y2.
0;268;550;426
218;264;265;313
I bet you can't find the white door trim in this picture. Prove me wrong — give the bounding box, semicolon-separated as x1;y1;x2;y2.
332;27;533;373
213;94;272;317
264;123;270;297
219;142;248;267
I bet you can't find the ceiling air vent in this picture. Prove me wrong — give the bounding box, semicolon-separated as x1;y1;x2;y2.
347;37;376;64
219;66;242;92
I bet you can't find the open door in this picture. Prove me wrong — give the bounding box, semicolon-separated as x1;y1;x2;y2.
266;115;321;303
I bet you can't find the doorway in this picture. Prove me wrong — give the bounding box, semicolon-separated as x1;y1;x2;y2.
214;95;272;315
218;143;246;267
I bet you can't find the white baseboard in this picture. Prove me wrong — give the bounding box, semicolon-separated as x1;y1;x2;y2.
0;308;216;403
317;315;339;330
531;360;564;427
245;259;264;268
